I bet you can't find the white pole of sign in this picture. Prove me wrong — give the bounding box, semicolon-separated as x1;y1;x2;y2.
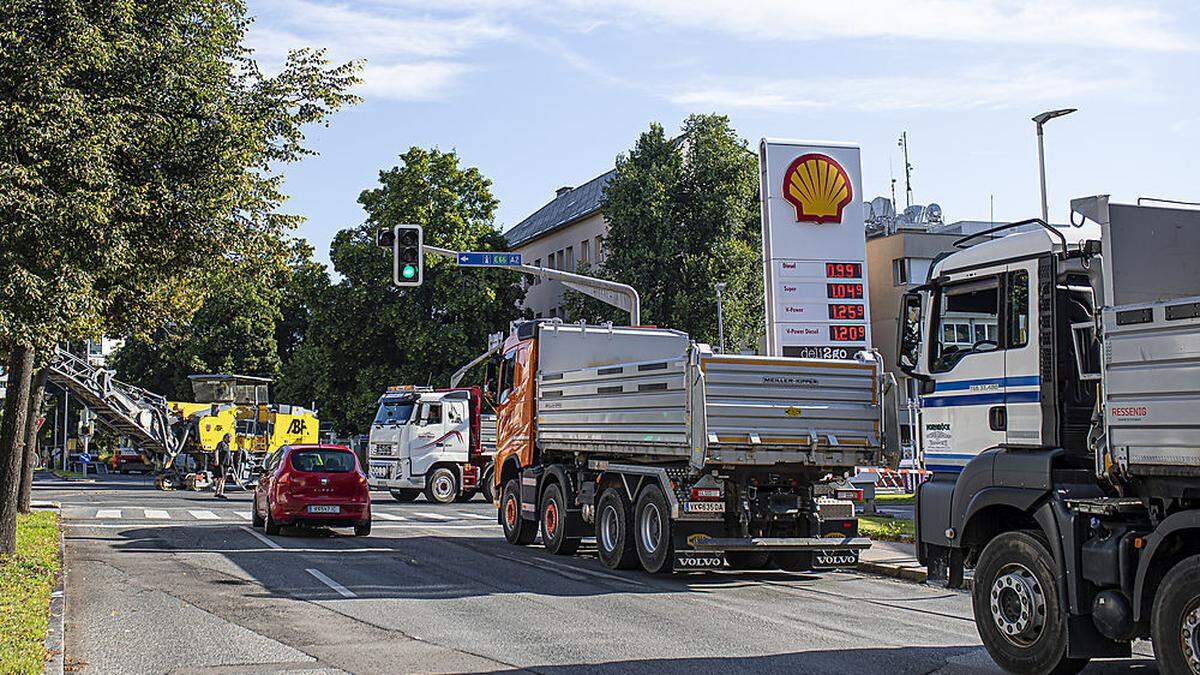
759;138;872;359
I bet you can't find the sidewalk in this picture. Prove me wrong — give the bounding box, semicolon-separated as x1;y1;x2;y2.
859;539;927;582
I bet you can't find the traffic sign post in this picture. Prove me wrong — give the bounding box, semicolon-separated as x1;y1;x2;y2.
456;252;522;267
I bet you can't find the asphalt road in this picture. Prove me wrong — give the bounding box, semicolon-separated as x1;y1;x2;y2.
37;474;1156;674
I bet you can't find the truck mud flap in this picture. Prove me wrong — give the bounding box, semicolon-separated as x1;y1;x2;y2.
673;551;725;571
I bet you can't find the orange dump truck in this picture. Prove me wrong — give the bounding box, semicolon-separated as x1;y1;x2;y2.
490;319;886;574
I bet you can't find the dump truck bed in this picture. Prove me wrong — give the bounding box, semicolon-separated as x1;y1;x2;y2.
533;323;882;468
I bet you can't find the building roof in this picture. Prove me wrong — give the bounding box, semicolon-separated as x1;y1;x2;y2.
503;169;615;248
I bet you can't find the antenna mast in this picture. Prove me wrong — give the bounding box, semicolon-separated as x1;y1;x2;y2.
898;132;913;208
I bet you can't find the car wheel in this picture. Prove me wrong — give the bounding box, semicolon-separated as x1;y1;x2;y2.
634;484;673;574
251;497;265;528
540;483;580;556
390;489;420;503
500;478;536;545
973;531;1087;675
1151;554;1200;675
596;487;638;570
354;520;372;537
425;467;459;504
725;551;771;570
264;498;282;536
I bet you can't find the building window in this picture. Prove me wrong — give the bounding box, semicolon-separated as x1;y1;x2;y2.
595;236;604;262
565;246;574;273
580;240;590;263
892;258;908;285
556;250;564;270
893;257;933;286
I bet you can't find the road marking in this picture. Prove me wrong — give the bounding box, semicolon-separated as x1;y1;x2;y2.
189;510;220;520
96;509;121;519
534;556;647;587
374;513;405;521
457;512;494;520
494;553;590;583
307;568;356;598
411;511;454;521
233;511;252;521
143;509;170;520
239;526;282;550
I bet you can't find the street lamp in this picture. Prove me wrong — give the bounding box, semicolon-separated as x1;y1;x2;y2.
1032;108;1077;222
714;282;727;354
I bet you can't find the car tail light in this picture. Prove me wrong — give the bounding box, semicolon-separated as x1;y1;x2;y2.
835;488;863;502
689;487;722;501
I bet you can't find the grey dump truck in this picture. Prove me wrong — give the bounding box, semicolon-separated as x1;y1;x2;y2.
491;319;888;574
899;196;1200;673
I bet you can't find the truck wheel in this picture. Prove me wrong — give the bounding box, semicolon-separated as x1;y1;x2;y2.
424;467;458;504
501;478;536;545
1151;553;1200;674
973;531;1088;675
540;483;580;556
634;484;674;574
390;489;421;503
725;551;771;570
480;474;495;504
596;487;638;570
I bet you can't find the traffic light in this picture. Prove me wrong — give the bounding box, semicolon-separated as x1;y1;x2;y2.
392;224;423;287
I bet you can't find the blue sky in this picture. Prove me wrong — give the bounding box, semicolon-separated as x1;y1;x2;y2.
246;0;1200;267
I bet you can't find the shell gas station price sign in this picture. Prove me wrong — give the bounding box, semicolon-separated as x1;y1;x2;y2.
759;139;871;358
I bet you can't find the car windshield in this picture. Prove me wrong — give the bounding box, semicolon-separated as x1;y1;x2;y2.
373;402;415;425
290;449;355;473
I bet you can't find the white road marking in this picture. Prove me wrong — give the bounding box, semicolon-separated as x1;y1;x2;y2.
239;526;282;550
494;553;589;582
307;568;356;598
233;511;252;521
534;555;647;587
189;510;220;520
373;513;405;521
143;509;170;520
457;512;494;520
96;509;121;519
411;511;454;521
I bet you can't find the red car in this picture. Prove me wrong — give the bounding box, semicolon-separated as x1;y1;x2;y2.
253;444;372;536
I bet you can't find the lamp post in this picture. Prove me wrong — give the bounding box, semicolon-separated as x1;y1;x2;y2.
1032;108;1077;222
714;282;727;354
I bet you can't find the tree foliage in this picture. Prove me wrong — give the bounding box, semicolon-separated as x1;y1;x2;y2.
567;115;763;351
278;148;528;435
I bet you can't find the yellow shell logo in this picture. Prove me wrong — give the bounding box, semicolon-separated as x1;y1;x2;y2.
782;153;853;224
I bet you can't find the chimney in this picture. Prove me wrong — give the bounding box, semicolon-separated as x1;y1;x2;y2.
555;186;574;197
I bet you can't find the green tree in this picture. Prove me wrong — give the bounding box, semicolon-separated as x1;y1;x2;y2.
0;0;358;553
567;115;763;351
279;148;527;435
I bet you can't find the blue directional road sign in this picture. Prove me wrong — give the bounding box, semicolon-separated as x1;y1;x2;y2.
456;252;522;267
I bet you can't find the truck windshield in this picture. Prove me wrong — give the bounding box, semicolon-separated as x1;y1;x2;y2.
374;402;415;425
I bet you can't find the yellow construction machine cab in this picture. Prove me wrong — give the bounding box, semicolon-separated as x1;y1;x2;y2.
170;374;318;458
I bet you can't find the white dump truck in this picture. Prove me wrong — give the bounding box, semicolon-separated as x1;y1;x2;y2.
490;319;887;573
367;385;496;503
900;197;1200;673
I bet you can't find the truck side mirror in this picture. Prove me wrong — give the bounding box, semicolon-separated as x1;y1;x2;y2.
897;292;924;376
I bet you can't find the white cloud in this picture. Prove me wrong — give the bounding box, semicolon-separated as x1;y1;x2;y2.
565;0;1192;51
669;65;1139;112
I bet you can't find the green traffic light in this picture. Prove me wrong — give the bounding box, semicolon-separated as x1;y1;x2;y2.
401;264;417;279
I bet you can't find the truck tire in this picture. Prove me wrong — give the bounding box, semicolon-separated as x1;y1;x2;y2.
973;531;1088;675
725;551;771;570
634;484;674;574
480;474;495;504
1151;553;1200;674
425;467;459;504
501;478;536;545
390;489;421;503
540;483;580;556
596;487;638;570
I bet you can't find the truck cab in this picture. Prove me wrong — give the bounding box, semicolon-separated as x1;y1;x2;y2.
367;386;496;504
899;199;1200;674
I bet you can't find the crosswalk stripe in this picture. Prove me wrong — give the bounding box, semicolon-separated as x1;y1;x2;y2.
189;510;220;520
374;513;405;521
458;512;494;520
411;511;454;521
144;509;170;520
234;511;252;521
96;509;121;519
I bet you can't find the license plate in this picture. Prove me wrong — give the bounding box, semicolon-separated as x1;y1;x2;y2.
684;501;725;513
813;550;859;569
307;505;340;514
673;552;725;570
369;463;389;479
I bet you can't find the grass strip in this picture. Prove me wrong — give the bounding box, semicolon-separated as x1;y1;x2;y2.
0;511;61;674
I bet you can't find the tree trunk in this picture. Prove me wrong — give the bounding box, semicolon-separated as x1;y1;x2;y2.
0;344;35;555
17;366;50;514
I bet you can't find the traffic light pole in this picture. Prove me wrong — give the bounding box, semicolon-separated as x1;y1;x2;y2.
424;245;641;326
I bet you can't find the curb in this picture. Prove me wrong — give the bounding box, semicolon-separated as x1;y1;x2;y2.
858;560;928;583
42;525;65;675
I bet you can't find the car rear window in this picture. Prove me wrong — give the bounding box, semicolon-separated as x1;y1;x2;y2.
290;449;356;473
